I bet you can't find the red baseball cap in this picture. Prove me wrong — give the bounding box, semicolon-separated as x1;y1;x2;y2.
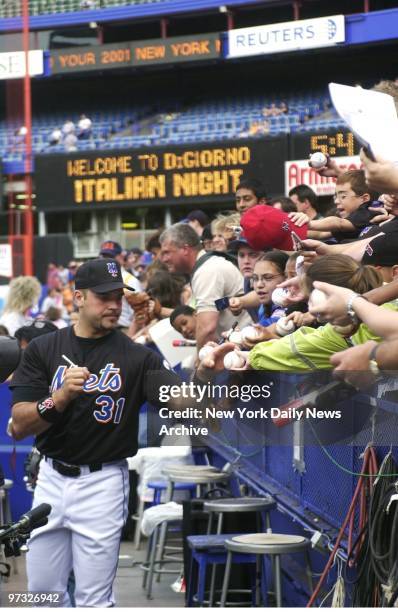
240;205;308;251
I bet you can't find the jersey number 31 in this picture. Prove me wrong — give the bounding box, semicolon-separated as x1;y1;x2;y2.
94;395;125;424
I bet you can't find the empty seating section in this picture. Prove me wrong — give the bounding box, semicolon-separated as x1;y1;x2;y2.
0;0;166;18
0;92;342;162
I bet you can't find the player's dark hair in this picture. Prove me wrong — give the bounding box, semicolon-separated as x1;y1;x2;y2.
147;271;186;308
305;254;383;295
146;232;162;253
289;184;318;210
170;305;195;328
45;306;62;321
236;178;267;201
256;251;289;275
269;196;297;213
336;170;379;200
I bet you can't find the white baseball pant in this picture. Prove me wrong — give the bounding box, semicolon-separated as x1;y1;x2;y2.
26;458;129;607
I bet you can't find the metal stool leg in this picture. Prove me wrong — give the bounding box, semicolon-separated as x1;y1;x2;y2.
305;550;313;594
133;497;145;550
220;550;232;607
142;534;152;589
146;525;159;599
208;513;223;606
197;554;207;605
206;511;213;535
261;555;268;606
274;554;282;607
187;553;195;606
255;555;261;606
265;511;272;533
155;481;174;582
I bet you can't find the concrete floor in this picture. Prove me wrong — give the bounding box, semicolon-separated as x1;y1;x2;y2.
0;539;186;608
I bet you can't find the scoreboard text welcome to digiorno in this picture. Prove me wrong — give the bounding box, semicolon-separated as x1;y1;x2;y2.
35;138;288;210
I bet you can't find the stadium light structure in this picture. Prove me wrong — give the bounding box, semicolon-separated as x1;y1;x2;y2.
22;0;34;275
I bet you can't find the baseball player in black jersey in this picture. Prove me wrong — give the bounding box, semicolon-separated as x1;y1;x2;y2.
10;259;180;607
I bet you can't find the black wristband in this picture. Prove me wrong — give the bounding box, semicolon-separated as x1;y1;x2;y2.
36;396;62;424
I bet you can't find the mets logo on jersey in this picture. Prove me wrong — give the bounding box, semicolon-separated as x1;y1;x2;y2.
107;262;118;277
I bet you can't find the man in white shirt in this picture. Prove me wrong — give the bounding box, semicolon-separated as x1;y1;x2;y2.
78;114;92;140
49;128;62;146
62;120;75;135
160;224;251;349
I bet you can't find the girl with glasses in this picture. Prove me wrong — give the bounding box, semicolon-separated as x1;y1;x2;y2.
252;251;288;327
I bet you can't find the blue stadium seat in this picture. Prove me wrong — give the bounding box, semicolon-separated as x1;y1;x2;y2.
0;90;341;162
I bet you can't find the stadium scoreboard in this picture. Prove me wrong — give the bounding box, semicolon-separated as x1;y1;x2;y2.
50;34;221;74
35;138;288;210
291;129;360;159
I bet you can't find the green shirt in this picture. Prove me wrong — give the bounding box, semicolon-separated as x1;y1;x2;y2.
249;301;398;372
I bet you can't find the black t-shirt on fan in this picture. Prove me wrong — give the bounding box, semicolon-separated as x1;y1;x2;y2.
10;326;179;465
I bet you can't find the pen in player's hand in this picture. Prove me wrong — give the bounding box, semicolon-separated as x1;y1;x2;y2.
218;321;239;345
62;354;78;368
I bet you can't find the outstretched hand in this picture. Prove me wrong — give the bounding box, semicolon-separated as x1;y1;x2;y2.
309;154;342;178
330;341;378;389
277;277;306;303
360;148;398;194
308;281;355;325
197;342;236;373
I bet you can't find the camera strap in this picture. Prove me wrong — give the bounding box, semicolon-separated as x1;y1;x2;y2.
190;251;237;284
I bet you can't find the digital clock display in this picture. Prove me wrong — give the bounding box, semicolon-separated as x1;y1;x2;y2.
291;130;360;160
50;33;221;75
310;132;356;157
35;137;288;211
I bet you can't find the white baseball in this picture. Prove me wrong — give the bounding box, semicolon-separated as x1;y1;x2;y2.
223;351;246;369
309;152;327;169
199;345;214;361
241;326;260;342
229;331;243;345
272;287;289;307
309;288;328;309
276;317;295;337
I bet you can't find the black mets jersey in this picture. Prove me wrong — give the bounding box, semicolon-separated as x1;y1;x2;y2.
10;326;178;464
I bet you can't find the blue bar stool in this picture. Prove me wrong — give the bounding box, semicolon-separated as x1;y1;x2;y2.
147;481;196;571
187;534;258;606
196;497;276;606
147;481;196;506
142;469;230;599
158;468;231;579
220;533;312;607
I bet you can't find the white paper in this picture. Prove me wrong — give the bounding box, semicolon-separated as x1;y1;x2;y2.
148;318;196;368
329;82;398;162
